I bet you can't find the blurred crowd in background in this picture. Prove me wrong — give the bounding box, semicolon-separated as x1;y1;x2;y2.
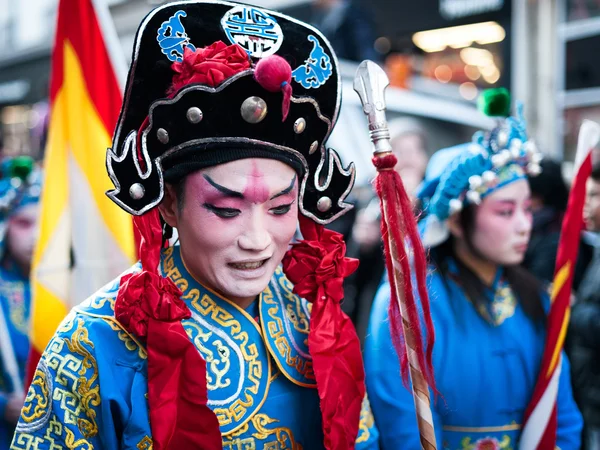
2;0;600;448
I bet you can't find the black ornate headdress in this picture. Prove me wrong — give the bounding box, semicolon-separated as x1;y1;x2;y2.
106;0;354;224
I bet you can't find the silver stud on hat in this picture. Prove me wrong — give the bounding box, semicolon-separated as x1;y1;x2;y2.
129;183;145;200
294;118;306;134
157;128;169;144
241;96;268;124
317;196;332;212
186;107;203;124
309;140;319;155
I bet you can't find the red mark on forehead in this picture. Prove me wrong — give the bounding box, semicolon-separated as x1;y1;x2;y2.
243;162;270;204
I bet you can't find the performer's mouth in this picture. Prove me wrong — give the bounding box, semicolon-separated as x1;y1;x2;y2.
228;258;269;270
513;243;528;253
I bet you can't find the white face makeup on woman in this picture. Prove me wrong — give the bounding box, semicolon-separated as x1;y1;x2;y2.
6;203;40;274
584;177;600;232
159;158;299;307
469;178;533;266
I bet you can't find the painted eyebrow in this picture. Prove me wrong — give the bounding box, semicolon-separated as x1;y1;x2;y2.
270;175;297;200
491;199;518;205
203;174;244;198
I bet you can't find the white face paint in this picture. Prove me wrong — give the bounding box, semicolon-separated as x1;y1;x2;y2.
470;179;533;265
172;158;299;306
585;177;600;232
6;204;40;270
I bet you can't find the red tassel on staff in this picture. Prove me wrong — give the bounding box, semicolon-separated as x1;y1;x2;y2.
372;154;435;389
372;154;437;450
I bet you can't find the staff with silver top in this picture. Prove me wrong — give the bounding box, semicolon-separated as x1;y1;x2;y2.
354;61;437;450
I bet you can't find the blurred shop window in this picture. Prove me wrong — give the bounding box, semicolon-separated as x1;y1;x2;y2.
567;0;600;21
0;0;14;52
309;0;380;62
0;0;56;58
0;104;48;161
564;105;600;160
383;21;506;102
566;34;600;90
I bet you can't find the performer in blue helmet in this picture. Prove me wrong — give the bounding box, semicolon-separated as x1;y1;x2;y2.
0;156;40;448
364;89;583;449
12;2;378;449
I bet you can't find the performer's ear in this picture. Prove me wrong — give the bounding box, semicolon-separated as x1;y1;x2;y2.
447;212;464;239
157;182;179;229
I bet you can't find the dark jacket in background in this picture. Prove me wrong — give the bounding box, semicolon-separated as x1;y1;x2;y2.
310;2;380;63
523;206;592;291
569;239;600;444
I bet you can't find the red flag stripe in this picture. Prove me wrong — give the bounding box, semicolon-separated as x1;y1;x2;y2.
50;0;121;133
522;152;592;447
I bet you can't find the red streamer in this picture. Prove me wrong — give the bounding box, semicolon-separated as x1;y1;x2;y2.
372;154;436;391
114;210;222;449
522;153;592;447
282;216;364;450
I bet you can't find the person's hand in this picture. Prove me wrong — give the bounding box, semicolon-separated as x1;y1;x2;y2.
4;395;24;425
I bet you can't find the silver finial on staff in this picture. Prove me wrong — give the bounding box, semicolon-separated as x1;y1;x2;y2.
353;61;392;155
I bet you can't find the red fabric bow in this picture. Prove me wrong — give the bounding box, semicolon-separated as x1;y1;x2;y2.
283;218;359;303
282;215;364;450
115;210;222;449
115;271;188;338
169;41;251;95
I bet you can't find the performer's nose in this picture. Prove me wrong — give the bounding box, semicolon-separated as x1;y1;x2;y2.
515;208;532;235
238;211;271;251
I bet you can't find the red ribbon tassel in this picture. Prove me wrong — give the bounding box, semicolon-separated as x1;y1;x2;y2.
372;154;436;391
282;216;363;450
115;210;222;449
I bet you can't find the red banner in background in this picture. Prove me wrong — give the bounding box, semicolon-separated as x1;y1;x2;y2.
26;0;135;384
521;120;600;449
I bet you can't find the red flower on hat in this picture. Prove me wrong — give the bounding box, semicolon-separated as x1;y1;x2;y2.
168;41;251;95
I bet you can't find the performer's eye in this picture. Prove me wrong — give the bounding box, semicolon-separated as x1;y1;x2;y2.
496;209;514;217
203;203;241;218
270;202;294;216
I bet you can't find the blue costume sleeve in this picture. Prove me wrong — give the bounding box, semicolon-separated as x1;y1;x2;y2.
555;352;583;450
11;312;107;450
364;283;443;450
0;393;8;420
354;396;380;450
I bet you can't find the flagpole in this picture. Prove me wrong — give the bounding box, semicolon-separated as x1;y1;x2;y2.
0;304;23;395
520;119;600;449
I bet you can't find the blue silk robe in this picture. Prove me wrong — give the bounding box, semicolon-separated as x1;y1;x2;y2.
364;262;582;450
0;263;31;448
11;245;379;449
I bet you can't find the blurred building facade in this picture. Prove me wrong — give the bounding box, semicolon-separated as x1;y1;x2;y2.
557;1;600;161
1;0;586;172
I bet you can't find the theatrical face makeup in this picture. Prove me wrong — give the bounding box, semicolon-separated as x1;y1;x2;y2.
168;158;299;307
584;177;600;232
6;203;39;270
470;179;533;265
